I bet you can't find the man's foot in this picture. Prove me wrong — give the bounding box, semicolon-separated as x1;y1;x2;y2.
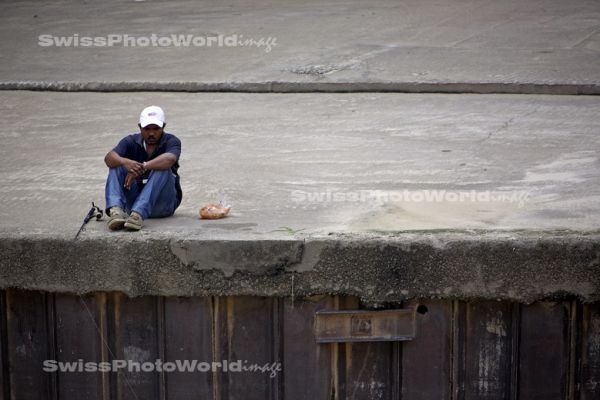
107;207;128;231
124;211;144;231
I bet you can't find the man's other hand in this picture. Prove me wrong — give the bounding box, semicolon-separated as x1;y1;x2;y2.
124;172;137;190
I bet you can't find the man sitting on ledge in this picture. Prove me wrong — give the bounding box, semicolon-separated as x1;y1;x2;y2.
104;106;182;231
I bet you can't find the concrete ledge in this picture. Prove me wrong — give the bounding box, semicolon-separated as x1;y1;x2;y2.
1;232;598;304
2;81;600;95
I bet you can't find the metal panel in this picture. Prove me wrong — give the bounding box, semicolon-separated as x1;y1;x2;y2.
462;301;515;400
5;289;54;400
0;290;10;400
341;341;397;400
215;296;279;400
109;293;161;400
336;297;399;400
163;296;213;400
283;296;333;400
402;300;452;400
518;301;570;400
580;303;600;400
54;293;107;400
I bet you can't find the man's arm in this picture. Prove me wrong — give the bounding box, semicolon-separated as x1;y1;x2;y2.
143;152;177;171
104;150;145;176
145;135;181;171
119;153;176;190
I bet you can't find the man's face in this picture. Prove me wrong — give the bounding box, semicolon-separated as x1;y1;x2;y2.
139;124;164;145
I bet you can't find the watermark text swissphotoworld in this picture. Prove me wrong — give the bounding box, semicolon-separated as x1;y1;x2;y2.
38;33;277;52
291;189;530;208
43;359;282;378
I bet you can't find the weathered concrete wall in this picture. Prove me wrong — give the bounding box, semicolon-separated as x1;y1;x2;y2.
2;232;598;303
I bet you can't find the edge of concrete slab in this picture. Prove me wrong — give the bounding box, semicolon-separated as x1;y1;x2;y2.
1;81;599;95
1;230;598;304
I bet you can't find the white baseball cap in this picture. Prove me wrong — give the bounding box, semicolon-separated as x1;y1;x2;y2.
139;105;165;128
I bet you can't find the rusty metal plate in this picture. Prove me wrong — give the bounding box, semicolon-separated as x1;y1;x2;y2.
314;308;416;343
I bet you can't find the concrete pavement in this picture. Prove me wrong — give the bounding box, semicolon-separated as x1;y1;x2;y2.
1;91;599;302
1;0;599;93
1;91;599;238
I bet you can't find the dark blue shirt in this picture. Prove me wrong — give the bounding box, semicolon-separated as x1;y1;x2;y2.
112;132;182;205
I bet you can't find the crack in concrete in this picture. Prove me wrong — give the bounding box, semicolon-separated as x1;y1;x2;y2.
450;15;518;48
288;63;353;76
479;106;541;142
572;25;600;49
286;45;400;77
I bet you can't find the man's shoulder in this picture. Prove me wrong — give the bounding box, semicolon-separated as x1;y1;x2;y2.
162;132;181;144
163;132;180;140
113;133;141;153
117;133;142;144
126;133;142;141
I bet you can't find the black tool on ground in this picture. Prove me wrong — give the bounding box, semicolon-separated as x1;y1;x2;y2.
75;202;104;240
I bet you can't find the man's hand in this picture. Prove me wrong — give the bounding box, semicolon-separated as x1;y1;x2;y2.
124;172;137;190
123;159;145;176
105;150;145;175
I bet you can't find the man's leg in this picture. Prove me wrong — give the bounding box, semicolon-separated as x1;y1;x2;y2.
105;166;141;212
130;170;178;220
105;167;141;230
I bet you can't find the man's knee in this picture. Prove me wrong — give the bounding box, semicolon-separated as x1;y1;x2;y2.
107;166;128;181
149;169;173;178
147;169;176;186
